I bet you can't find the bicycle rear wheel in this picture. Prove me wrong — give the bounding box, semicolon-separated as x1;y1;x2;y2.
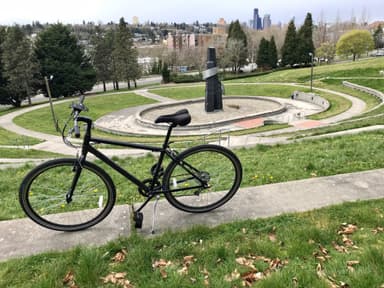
19;158;116;231
163;144;242;213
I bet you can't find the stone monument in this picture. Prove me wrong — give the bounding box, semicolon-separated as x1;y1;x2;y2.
202;47;223;112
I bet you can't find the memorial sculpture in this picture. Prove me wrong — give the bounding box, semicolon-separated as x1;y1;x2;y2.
203;47;223;112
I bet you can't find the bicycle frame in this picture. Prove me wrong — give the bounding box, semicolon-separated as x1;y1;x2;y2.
74;115;180;213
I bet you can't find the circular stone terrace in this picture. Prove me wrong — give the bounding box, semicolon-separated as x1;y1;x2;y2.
95;93;326;136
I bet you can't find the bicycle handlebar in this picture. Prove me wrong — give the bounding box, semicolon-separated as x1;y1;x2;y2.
70;95;88;138
73;114;81;138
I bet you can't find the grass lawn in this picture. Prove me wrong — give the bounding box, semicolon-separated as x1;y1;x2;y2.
0;127;42;146
1;198;383;287
13;92;156;135
228;57;384;84
0;148;63;159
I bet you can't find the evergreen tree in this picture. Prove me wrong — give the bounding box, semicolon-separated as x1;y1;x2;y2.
1;26;40;107
297;13;315;64
268;36;278;69
113;17;140;89
226;20;248;72
35;23;96;97
256;37;270;70
90;26;113;92
161;62;170;84
281;20;298;66
0;27;8;104
373;24;383;50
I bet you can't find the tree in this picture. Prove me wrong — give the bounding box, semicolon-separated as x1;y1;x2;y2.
297;13;315;64
268;36;278;69
161;62;170;83
373;24;383;50
0;27;8;105
226;20;248;72
336;29;374;61
90;26;114;92
224;38;247;73
35;23;96;97
113;17;140;89
316;42;336;63
281;20;298;66
256;37;270;70
1;26;40;107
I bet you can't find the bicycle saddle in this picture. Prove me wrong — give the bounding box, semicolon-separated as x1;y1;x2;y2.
155;109;191;126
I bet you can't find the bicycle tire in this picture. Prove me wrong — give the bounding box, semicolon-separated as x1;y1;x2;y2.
163;144;242;213
19;158;116;231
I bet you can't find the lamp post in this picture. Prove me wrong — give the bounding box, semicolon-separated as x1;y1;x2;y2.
44;75;59;132
309;52;314;92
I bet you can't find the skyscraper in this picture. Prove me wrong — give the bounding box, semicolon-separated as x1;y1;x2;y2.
263;14;271;29
253;8;262;30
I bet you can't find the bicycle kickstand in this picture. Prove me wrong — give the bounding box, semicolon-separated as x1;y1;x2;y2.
151;195;160;234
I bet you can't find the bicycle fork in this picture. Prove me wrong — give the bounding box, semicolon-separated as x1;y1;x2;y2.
66;161;83;203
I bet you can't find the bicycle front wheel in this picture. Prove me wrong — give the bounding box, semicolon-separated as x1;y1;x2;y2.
19;158;116;231
163;144;242;213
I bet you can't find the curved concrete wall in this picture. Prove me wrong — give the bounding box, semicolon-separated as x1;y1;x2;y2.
292;91;330;110
136;96;287;131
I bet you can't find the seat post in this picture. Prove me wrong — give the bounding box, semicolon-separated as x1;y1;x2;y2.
150;124;175;190
162;124;175;149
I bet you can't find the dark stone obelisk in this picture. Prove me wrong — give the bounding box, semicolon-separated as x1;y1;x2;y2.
203;47;223;112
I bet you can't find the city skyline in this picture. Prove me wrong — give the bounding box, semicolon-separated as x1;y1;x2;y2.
0;0;382;26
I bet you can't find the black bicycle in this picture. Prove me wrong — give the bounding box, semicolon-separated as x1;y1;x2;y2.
19;96;242;232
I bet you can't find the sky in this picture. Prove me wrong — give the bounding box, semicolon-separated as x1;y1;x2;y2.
0;0;382;26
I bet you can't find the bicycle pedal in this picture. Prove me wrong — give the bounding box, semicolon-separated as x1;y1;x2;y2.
133;211;143;229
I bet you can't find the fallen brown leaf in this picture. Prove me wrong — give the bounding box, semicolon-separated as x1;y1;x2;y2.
332;241;349;254
338;224;358;235
112;249;128;263
159;269;168;279
269;258;287;270
183;255;195;266
313;245;332;262
268;226;277;242
63;271;79;288
152;259;172;268
101;272;134;288
268;232;277;242
63;271;75;285
241;270;264;286
346;260;359;272
177;266;188;275
319;244;329;256
372;227;384;234
292;276;298;287
236;257;256;270
224;269;240;282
